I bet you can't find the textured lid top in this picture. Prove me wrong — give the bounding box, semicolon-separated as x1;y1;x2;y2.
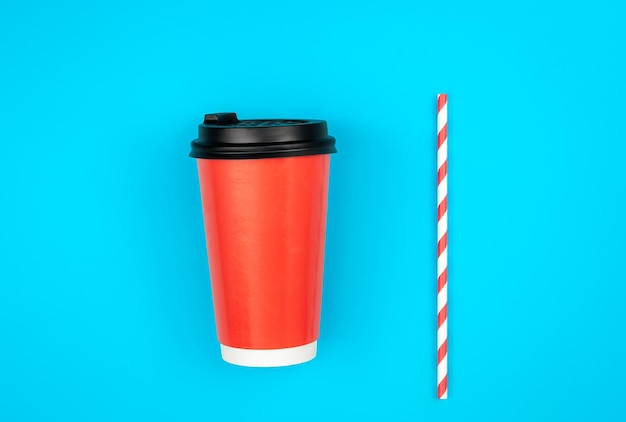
190;113;337;159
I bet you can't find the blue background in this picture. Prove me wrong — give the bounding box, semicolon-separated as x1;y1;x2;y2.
1;0;625;420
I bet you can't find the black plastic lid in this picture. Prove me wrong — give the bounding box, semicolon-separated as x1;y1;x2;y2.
190;113;337;159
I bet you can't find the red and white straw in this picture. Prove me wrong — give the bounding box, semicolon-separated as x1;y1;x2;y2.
437;93;448;399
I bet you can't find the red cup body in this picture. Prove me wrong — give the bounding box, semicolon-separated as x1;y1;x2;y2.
197;154;330;350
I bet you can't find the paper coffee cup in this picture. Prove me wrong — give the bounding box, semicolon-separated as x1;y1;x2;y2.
190;113;336;367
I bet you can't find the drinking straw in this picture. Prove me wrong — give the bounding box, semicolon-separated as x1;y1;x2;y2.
437;93;448;399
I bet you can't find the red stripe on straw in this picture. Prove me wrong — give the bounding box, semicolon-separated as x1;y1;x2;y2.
437;124;448;148
437;339;448;362
437;268;448;291
437;304;448;327
437;232;448;256
437;160;448;181
437;196;448;220
437;94;448;111
438;375;448;398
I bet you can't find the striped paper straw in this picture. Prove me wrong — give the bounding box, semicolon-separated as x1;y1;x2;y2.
437;93;448;399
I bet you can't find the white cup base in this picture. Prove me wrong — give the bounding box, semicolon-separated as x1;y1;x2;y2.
220;341;317;367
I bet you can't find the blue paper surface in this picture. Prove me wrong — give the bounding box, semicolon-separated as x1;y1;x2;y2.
1;0;625;420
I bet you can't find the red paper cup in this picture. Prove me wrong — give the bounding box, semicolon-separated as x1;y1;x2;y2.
190;113;336;367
